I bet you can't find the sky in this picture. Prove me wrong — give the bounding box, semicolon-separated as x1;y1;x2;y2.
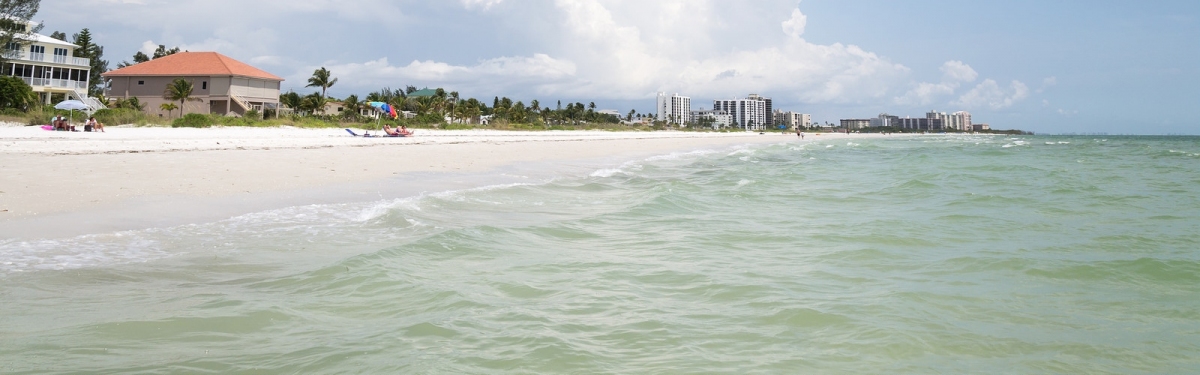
37;0;1200;134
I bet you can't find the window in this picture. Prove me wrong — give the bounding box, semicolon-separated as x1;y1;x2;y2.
53;48;67;56
29;45;44;54
201;81;207;90
4;42;18;51
137;80;144;85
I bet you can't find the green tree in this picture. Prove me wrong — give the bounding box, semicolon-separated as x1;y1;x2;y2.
152;45;180;59
300;92;326;115
341;94;361;120
163;78;198;115
0;75;37;110
71;29;108;96
279;91;302;112
0;0;41;66
49;30;65;41
116;51;149;68
305;67;337;99
159;102;178;118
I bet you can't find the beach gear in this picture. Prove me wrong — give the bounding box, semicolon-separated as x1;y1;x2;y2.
54;100;90;127
366;102;398;120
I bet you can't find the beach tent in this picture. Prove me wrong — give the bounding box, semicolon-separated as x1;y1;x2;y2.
54;100;90;126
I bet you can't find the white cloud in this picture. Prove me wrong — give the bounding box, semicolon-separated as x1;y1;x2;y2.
1037;76;1057;93
1057;108;1078;116
781;7;807;39
461;0;503;10
893;60;978;106
954;79;1030;110
303;54;577;95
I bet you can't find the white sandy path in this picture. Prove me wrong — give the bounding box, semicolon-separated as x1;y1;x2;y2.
0;126;871;238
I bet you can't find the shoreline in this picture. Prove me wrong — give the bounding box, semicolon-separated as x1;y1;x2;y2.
0;127;897;239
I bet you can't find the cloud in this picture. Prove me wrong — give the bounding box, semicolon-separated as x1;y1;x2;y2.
461;0;503;10
953;79;1030;110
303;54;577;95
1037;76;1057;93
781;7;807;39
893;60;978;106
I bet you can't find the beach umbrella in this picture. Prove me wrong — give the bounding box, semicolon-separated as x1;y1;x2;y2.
365;101;399;130
54;100;89;125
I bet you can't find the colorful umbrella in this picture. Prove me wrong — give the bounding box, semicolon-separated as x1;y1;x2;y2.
366;101;398;120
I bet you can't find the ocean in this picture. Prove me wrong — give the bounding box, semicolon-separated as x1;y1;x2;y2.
2;134;1199;373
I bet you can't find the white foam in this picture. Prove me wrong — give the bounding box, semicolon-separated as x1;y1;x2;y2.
591;168;626;178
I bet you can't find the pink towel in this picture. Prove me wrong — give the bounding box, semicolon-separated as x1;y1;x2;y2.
41;125;53;131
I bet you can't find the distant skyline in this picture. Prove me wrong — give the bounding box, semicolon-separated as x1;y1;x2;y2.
38;0;1199;134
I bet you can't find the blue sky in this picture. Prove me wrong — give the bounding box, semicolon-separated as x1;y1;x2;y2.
39;0;1200;134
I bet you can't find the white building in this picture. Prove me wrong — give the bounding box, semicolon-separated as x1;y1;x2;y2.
775;110;811;129
1;20;102;110
656;92;691;124
925;110;972;131
713;95;768;130
691;108;732;129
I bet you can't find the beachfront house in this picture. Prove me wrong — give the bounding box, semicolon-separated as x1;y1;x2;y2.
1;20;104;111
102;52;284;117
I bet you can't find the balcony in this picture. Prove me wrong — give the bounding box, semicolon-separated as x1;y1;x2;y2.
3;50;90;67
19;76;88;90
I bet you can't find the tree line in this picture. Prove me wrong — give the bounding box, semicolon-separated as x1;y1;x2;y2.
283;68;622;126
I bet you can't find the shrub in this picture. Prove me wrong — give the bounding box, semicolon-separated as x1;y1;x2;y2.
172;113;213;128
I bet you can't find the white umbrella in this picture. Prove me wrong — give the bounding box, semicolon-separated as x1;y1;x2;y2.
54;100;89;127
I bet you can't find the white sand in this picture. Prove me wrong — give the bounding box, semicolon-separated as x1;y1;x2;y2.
0;125;880;239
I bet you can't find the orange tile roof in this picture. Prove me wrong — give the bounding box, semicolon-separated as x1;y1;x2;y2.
102;51;284;81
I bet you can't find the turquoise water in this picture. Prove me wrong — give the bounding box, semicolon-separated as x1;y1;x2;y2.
2;135;1199;373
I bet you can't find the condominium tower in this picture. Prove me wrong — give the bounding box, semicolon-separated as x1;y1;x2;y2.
656;92;691;124
713;94;770;130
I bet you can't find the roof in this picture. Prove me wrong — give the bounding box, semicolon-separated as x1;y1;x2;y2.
407;88;439;97
101;51;284;81
25;34;79;48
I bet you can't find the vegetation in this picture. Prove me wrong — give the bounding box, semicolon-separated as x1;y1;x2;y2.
159;102;178;118
306;67;337;100
116;44;178;68
71;28;108;96
0;76;37;110
0;0;40;66
172;113;212;128
163;78;199;115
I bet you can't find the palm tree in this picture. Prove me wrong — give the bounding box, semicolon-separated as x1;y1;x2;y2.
341;94;361;120
163;78;199;115
160;102;178;118
306;67;338;99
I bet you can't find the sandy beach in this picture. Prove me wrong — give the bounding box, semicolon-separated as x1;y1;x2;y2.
0;125;881;239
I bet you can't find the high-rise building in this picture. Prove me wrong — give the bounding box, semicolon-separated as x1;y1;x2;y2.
713;95;768;130
747;94;773;125
656;92;691;124
952;111;971;131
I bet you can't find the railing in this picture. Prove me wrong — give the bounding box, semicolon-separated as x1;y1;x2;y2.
6;51;89;67
19;76;87;89
229;93;253;112
72;88;107;112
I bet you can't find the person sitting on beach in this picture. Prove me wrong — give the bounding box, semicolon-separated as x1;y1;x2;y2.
383;124;414;137
85;116;105;132
382;124;401;136
52;116;66;131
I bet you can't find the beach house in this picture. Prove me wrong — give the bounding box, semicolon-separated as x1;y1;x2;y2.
102;52;284;117
1;20;104;110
